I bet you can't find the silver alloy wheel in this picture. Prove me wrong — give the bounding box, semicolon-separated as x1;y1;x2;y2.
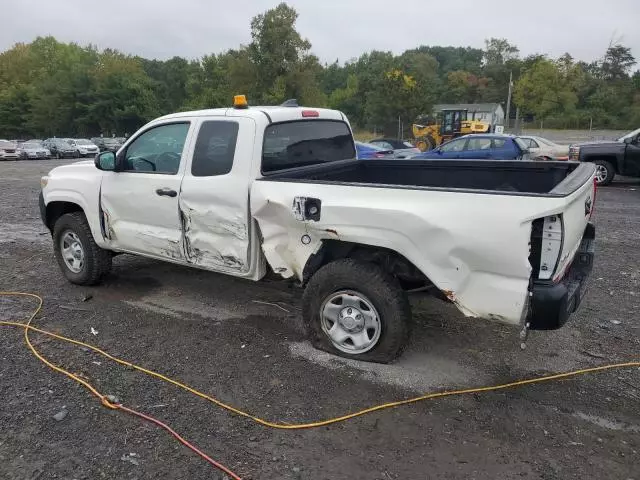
320;290;381;354
60;231;85;273
595;164;608;184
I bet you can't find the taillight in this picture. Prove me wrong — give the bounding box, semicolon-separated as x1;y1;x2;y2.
529;214;564;281
374;153;384;158
302;110;319;117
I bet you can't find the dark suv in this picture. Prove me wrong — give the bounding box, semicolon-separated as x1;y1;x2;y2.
45;138;78;159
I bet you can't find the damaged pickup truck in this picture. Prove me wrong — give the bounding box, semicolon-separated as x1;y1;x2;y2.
40;98;597;363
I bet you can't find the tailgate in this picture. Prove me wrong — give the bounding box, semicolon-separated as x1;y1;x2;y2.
547;165;597;282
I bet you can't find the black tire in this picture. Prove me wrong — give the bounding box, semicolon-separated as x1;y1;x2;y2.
53;212;112;285
415;135;435;152
55;152;61;159
593;159;615;186
74;150;80;158
302;259;411;363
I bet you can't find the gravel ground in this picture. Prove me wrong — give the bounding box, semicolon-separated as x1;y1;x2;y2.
1;159;639;480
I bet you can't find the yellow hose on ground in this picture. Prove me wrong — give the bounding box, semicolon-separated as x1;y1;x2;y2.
1;291;639;430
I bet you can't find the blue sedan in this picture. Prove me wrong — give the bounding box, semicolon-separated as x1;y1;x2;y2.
355;141;394;159
410;134;530;160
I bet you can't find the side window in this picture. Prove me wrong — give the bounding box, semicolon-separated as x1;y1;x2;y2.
530;139;540;148
191;121;239;177
440;138;466;152
465;138;492;150
493;139;506;148
123;123;190;174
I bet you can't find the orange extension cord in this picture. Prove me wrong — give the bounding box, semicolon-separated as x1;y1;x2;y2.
1;291;639;478
1;292;242;480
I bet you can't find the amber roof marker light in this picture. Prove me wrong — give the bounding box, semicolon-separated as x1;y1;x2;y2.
233;95;248;109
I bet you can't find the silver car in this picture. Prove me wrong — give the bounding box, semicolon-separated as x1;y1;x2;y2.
518;136;570;160
69;139;100;157
368;138;421;159
0;140;20;160
19;142;51;160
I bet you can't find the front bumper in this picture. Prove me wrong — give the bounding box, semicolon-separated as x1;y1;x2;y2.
528;222;595;330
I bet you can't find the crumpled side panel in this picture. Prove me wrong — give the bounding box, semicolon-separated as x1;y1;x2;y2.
179;200;249;271
250;180;566;326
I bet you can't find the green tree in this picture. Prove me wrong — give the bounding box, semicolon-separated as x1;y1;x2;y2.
514;58;578;123
601;44;636;81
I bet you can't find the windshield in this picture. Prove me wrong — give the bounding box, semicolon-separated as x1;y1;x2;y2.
0;141;15;148
23;142;41;149
262;120;355;173
104;138;119;145
618;127;640;142
75;139;93;145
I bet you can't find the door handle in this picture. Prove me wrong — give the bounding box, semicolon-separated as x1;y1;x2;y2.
156;188;177;198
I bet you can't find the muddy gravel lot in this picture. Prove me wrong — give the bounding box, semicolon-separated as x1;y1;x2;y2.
1;159;639;480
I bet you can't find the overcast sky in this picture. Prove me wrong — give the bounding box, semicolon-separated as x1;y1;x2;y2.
2;0;639;66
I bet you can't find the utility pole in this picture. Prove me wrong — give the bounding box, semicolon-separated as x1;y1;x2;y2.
505;71;513;129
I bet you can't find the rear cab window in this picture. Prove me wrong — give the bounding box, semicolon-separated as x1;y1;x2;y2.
261;120;355;173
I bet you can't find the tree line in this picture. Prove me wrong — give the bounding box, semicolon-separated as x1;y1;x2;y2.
0;2;638;139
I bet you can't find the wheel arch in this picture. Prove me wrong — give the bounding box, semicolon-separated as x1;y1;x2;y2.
302;240;436;293
44;200;84;232
584;155;620;173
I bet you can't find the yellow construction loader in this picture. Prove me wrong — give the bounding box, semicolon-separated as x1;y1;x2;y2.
412;109;491;151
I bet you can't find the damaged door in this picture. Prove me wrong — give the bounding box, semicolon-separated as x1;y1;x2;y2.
100;121;192;260
178;117;254;272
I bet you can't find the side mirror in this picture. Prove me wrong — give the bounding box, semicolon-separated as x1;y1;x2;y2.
623;137;633;144
95;151;116;171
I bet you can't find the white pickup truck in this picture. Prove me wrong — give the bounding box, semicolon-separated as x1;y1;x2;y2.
40;99;597;363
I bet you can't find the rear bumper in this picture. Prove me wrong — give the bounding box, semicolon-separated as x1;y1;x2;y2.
528;223;595;330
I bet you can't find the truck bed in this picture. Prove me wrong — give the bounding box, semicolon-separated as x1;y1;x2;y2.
261;159;593;196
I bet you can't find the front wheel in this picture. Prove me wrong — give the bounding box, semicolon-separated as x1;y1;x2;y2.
53;212;112;285
302;259;411;363
415;135;435;152
593;160;615;186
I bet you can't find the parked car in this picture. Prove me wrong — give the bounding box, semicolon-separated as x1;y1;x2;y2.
45;138;79;159
18;141;51;159
569;127;640;185
39;100;596;363
91;137;122;153
409;134;530;160
355;141;394;159
0;140;20;160
518;136;569;160
69;139;100;157
368;138;421;158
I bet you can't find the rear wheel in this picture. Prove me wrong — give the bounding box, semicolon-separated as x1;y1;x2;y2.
593;160;615;186
53;212;112;285
302;259;411;363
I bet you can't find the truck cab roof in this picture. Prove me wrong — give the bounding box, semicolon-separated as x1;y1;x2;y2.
156;105;345;125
